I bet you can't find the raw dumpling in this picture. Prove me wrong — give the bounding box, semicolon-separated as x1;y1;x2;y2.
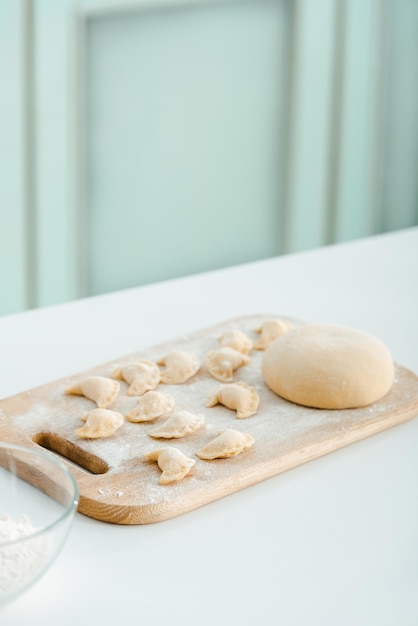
254;318;293;350
158;351;200;384
148;410;205;439
205;347;250;382
75;408;124;439
112;360;160;396
218;330;253;354
206;381;260;418
196;428;254;460
65;376;120;408
125;390;175;423
145;447;195;484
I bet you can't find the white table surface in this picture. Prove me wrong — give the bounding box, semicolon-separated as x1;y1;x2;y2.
1;227;417;625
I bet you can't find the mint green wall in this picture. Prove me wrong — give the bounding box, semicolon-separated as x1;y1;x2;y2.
0;0;417;315
86;0;290;295
333;0;383;243
380;0;418;232
0;1;28;315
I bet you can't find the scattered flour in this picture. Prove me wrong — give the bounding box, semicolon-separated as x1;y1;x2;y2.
0;515;48;597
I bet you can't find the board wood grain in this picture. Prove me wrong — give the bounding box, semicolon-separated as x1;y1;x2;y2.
0;315;417;525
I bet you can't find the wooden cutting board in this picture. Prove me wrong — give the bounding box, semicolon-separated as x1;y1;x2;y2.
1;314;417;525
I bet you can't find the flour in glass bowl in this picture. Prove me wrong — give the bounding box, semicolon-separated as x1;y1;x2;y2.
0;514;48;597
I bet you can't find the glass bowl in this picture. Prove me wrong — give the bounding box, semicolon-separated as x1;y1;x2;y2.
0;441;79;607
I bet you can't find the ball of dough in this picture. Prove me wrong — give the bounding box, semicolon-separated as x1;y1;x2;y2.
261;324;394;409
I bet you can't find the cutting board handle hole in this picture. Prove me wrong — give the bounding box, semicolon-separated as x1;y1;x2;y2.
34;432;109;475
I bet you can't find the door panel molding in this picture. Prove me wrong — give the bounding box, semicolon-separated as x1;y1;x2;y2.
35;0;295;304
